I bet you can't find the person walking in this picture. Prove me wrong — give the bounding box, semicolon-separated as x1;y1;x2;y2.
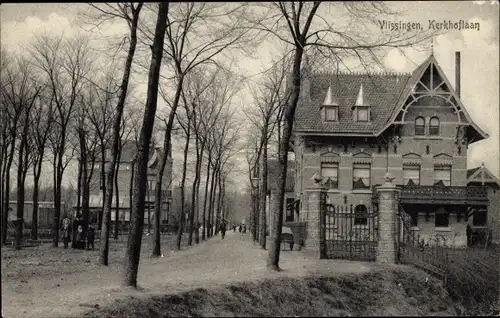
86;225;95;250
75;225;85;250
220;220;227;239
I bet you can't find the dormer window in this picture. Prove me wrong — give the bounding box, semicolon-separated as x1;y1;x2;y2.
325;106;338;121
354;84;370;122
322;85;339;122
357;107;369;122
429;117;440;136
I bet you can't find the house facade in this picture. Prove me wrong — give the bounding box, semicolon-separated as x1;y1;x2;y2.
289;52;491;250
74;139;173;229
466;164;500;242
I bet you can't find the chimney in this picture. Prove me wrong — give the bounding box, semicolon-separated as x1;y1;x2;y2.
455;52;461;98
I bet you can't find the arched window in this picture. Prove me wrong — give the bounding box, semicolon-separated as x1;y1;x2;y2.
354;204;368;226
429;117;440;136
415;117;425;135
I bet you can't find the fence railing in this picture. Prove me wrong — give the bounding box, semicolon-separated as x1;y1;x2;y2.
398;204;449;285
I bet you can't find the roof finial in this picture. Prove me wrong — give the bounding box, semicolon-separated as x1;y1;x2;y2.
481;162;485;167
431;35;435;56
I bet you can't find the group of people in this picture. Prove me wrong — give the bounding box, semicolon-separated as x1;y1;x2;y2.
232;224;247;233
62;215;96;251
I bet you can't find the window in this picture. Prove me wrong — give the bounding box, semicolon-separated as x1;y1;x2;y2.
435;210;449;227
357;107;369;122
434;165;451;186
321;163;338;189
325;106;338;121
285;198;295;222
429;117;440;136
354;205;368;226
473;209;487;226
403;165;420;185
415;117;425;135
353;163;371;189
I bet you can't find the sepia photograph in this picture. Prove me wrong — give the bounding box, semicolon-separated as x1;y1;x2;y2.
0;1;499;317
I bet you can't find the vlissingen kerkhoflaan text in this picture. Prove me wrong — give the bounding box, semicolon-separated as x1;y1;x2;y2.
379;20;481;32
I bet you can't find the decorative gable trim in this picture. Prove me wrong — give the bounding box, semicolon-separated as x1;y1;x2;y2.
402;153;422;159
378;54;489;141
352;151;372;164
402;152;422;165
433;153;453;166
320;151;340;163
467;165;500;186
433;153;453;160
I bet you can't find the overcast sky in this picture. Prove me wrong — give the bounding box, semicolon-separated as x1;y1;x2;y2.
1;1;499;193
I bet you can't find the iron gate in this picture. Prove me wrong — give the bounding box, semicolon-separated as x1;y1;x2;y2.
320;203;378;261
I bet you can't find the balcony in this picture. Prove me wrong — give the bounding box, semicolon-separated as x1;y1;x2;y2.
372;185;489;206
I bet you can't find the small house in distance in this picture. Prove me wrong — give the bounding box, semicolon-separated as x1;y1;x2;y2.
73;139;173;230
466;163;500;243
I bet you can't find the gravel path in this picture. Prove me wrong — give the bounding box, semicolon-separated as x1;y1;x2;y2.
2;232;376;318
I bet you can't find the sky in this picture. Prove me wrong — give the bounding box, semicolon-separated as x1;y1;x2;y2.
1;1;499;194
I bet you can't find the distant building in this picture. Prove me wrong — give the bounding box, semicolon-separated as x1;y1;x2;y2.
73;139;173;228
466;164;500;241
8;201;66;228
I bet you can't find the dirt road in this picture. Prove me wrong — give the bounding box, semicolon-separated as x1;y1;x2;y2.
2;232;376;318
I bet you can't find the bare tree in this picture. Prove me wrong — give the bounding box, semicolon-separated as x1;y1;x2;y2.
29;34;93;247
0;50;24;245
248;1;434;270
244;54;291;249
1;54;42;249
83;2;144;266
123;2;169;287
146;2;255;256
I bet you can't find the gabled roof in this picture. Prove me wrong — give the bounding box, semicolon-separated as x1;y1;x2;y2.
294;53;488;142
467;164;500;187
294;72;411;134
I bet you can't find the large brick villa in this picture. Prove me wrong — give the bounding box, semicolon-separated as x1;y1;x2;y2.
270;52;498;251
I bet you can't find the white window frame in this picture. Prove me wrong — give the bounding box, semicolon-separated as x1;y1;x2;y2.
357;107;369;122
353;163;371;189
434;165;451;186
321;162;339;189
403;164;421;185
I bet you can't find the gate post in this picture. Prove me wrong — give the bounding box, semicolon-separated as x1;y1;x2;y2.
375;173;401;264
304;184;327;258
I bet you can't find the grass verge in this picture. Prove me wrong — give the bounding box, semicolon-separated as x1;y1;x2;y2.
83;268;458;317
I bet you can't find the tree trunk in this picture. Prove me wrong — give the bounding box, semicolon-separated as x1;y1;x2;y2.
152;72;184;257
202;153;211;240
259;134;268;249
114;139;122;240
2;138;16;245
267;47;303;271
193;140;205;244
100;2;142;266
129;159;135;236
211;165;220;236
188;134;201;246
216;168;223;234
176;123;191;250
76;158;82;218
207;162;217;238
53;152;64;248
31;155;44;240
123;2;168;287
15;131;28;250
82;158;93;233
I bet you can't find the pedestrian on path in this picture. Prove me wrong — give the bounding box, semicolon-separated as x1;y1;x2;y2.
220;220;227;239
